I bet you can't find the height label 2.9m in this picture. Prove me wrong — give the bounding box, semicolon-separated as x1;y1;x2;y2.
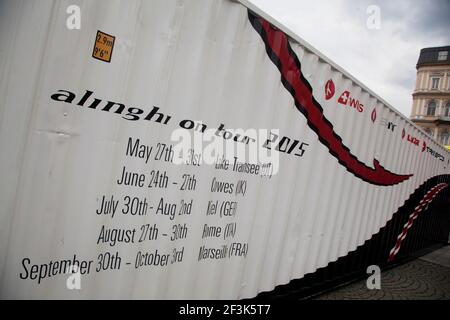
92;30;115;63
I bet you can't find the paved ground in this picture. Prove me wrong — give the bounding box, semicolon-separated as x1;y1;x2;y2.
314;245;450;300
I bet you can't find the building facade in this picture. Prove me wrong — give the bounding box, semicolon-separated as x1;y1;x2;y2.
410;46;450;149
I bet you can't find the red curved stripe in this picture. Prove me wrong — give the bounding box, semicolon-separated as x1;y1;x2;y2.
388;183;448;261
249;13;413;186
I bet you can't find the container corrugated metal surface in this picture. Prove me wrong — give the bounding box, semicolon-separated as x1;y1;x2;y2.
0;0;449;299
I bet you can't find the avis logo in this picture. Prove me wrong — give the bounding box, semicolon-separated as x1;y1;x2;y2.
337;91;364;113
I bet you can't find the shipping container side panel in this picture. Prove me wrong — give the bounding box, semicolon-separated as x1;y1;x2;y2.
0;0;449;299
0;0;57;286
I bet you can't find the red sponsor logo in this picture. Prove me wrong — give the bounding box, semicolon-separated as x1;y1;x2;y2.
371;108;377;123
407;134;420;146
325;79;335;100
337;90;364;113
337;91;349;104
422;140;427;152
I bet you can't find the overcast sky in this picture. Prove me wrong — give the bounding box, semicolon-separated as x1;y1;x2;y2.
249;0;450;117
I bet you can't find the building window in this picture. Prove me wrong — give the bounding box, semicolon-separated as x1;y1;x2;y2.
445;102;450;117
431;77;440;89
427;101;436;116
437;50;448;61
425;128;433;137
441;132;449;146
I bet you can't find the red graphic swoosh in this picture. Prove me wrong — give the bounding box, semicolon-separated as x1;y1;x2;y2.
248;11;413;186
388;183;448;261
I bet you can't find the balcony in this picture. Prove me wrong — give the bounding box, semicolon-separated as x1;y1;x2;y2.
411;115;450;124
412;88;450;96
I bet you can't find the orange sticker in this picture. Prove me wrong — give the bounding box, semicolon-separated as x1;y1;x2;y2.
92;30;115;63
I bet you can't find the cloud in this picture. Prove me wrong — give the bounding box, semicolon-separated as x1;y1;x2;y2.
248;0;449;117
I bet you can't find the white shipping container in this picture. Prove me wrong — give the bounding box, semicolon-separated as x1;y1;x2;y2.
0;0;449;299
